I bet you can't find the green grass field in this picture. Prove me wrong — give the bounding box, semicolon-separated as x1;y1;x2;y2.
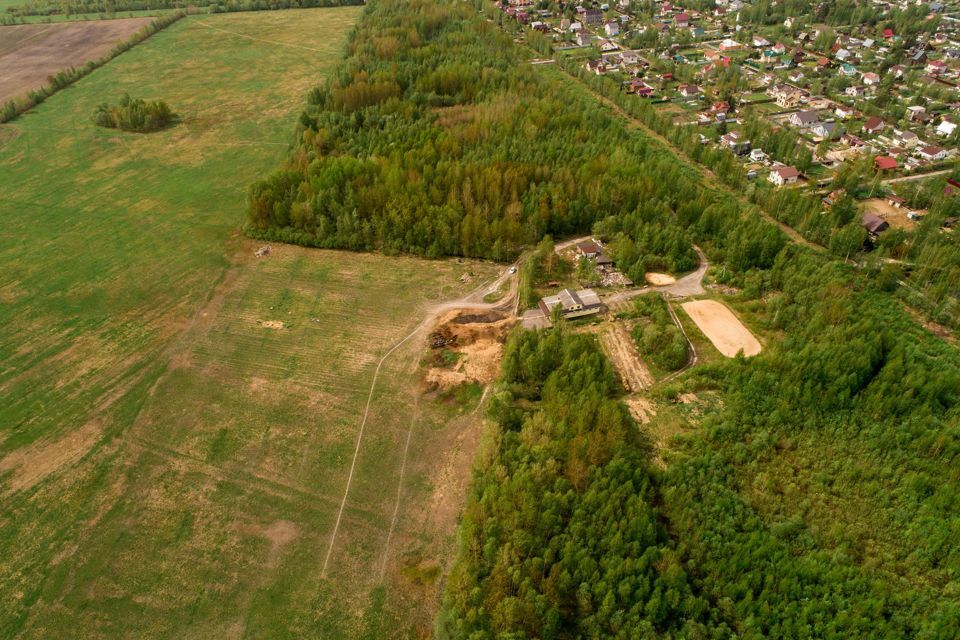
0;7;501;637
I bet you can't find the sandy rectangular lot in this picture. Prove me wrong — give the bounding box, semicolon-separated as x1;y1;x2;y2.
681;299;761;357
0;18;154;104
863;197;919;231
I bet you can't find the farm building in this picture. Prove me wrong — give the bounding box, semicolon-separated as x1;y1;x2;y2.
576;240;602;257
539;288;603;319
862;212;889;235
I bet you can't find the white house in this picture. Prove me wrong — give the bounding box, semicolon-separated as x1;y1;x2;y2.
604;21;620;37
769;165;800;186
749;148;768;162
894;129;921;147
918;145;948;161
937;119;957;137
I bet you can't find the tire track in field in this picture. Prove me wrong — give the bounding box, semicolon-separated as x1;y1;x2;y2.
321;264;520;579
193;20;331;53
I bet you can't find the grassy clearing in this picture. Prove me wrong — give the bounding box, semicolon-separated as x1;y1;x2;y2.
0;6;502;637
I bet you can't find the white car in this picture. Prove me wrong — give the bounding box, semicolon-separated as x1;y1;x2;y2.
509;266;517;274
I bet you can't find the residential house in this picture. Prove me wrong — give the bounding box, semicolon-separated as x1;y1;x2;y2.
604;20;620;37
790;109;820;128
918;145;948;161
577;6;603;24
769;165;800;186
926;59;948;75
585;59;607;75
749;148;768;162
862;72;881;85
674;12;690;28
846;85;866;98
875;156;898;171
752;35;771;48
719;38;742;51
678;83;701;97
575;241;601;258
907;106;931;124
835;105;856;119
937;119;957;137
863;116;885;135
812;122;839;139
720;131;751;154
894;129;921;147
575;31;593;47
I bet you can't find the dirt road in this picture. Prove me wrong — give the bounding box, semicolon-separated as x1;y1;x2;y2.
598;322;653;391
605;245;708;310
548;64;824;253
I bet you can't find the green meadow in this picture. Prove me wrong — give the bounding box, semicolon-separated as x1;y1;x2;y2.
0;7;499;637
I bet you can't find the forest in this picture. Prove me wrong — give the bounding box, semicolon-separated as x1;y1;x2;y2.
246;0;960;636
245;0;782;263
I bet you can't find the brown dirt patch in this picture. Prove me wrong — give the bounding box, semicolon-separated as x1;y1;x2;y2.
681;300;762;357
424;310;514;391
263;520;300;564
597;322;653;391
863;197;918;231
625;396;657;424
0;421;101;495
0;18;155;105
260;320;284;329
645;272;676;286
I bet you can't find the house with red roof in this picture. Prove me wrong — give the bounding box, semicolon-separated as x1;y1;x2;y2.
875;156;898;171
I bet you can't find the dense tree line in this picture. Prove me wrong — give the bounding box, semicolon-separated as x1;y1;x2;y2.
1;0;360;19
93;94;174;132
247;0;790;264
438;327;730;638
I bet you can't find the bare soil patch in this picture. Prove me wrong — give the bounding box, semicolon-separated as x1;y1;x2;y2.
645;272;676;286
0;18;154;105
597;322;653;391
424;310;514;391
681;300;762;357
863;197;918;231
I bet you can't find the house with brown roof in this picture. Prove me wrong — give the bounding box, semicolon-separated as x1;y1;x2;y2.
769;165;800;186
918;145;948;161
862;212;889;235
863;116;885;135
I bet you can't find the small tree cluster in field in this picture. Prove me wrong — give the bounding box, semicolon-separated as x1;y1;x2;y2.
93;94;175;133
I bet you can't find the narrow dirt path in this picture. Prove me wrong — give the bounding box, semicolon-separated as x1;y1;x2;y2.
548;64;824;252
321;263;520;579
660;298;698;384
